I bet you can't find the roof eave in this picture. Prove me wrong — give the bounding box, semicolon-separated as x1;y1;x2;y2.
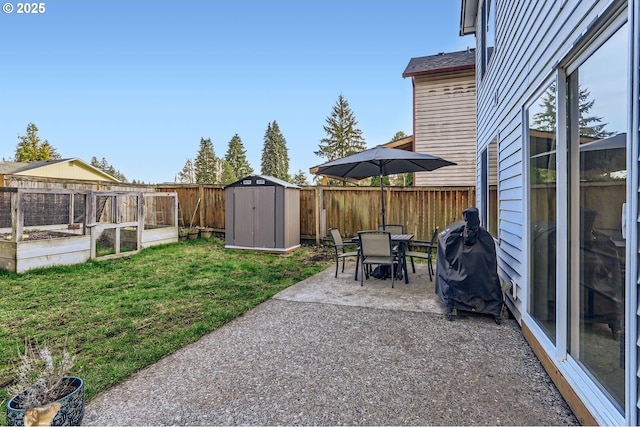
402;64;475;78
459;0;479;36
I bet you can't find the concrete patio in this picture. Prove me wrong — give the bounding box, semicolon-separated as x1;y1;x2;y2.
82;261;579;426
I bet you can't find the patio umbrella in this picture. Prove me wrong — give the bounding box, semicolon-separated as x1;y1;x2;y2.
313;146;456;228
530;132;626;173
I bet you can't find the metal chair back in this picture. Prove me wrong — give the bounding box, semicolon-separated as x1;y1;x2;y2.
328;228;359;278
358;230;396;287
329;227;345;247
378;224;404;234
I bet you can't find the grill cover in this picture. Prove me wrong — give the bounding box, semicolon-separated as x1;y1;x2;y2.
435;207;503;322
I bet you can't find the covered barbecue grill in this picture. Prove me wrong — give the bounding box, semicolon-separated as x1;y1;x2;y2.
435;207;503;323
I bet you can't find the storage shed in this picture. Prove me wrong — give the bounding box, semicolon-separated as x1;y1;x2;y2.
224;174;300;253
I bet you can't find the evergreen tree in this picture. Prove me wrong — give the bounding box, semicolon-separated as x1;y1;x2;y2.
90;156;127;182
577;86;613;137
315;94;366;162
291;170;309;186
390;131;408;142
388;131;412;186
177;158;196;183
260;121;290;181
194;137;219;184
14;123;61;161
221;134;253;184
370;175;391;187
533;83;613;137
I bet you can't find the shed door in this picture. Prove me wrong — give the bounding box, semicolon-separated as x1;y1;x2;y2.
253;187;275;248
232;187;275;248
233;188;254;247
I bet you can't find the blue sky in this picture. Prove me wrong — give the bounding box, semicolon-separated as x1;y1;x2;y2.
0;1;473;183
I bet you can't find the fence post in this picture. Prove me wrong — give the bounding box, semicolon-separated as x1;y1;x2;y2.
315;185;321;244
198;185;205;228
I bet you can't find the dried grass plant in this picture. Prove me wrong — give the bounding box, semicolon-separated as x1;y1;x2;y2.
8;338;78;410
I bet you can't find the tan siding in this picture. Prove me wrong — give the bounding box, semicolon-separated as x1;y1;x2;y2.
13;160;117;182
413;70;477;187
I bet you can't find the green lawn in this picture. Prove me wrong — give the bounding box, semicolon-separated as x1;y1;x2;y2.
0;237;332;423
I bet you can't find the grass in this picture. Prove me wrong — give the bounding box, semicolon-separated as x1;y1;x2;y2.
0;237;332;423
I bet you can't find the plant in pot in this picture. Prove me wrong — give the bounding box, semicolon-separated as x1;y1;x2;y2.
6;339;84;426
187;228;200;240
198;227;213;239
178;228;189;241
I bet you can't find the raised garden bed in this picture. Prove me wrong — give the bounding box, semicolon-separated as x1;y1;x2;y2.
0;188;179;273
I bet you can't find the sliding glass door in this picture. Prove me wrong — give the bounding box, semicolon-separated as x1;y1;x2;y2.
528;18;629;414
566;22;628;410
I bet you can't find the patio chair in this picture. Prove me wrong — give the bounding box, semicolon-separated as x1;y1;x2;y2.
405;226;439;281
378;224;405;254
358;230;398;288
328;228;359;278
378;224;405;234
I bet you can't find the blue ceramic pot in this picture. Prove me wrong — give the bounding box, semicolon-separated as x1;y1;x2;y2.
6;376;84;426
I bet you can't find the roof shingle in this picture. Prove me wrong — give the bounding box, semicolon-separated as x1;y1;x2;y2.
402;49;475;78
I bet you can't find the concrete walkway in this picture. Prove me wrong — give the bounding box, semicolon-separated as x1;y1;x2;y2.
83;262;578;426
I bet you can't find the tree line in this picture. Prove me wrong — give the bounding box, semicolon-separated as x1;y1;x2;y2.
9;122;133;183
7;94;411;186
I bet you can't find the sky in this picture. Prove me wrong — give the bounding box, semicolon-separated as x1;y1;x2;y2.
0;1;473;184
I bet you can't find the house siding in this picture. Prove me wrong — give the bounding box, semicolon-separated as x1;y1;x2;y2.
632;0;640;422
21;162;106;181
473;0;637;425
413;70;476;186
476;0;618;318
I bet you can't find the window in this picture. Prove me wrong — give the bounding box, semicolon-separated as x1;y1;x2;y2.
481;138;499;238
528;81;558;343
479;0;495;78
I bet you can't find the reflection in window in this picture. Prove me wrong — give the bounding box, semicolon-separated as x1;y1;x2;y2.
567;22;627;410
486;0;495;65
487;138;498;237
528;82;557;343
480;0;495;78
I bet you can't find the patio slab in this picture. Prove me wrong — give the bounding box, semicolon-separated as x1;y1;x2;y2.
82;262;579;426
275;260;445;314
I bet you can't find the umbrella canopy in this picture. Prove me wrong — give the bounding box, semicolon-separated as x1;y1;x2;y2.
530;132;626;173
313;146;456;228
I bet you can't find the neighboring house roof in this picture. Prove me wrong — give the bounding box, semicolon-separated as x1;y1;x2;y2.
0;158;120;182
402;49;475;78
382;135;413;151
459;0;479;36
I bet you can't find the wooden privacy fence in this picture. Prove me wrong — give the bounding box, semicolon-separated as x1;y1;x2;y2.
158;184;476;243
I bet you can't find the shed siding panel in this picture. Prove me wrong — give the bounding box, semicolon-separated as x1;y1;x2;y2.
284;188;300;248
413;70;476;187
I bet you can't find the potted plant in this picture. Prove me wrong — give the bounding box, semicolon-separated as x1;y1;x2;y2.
6;339;84;426
187;228;200;240
198;227;213;239
178;228;189;241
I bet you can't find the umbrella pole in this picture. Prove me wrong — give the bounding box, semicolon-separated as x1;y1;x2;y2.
379;172;386;229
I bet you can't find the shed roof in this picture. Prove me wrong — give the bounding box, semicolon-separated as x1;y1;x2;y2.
402;49;475;78
225;174;301;189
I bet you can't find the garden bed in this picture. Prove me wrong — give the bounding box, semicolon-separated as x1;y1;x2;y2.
0;188;179;273
0;230;79;241
0;234;91;273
